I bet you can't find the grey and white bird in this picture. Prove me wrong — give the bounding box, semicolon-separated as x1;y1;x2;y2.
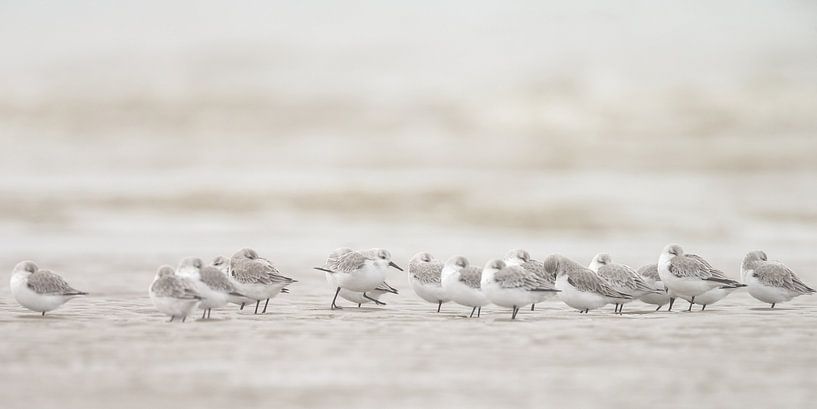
10;261;87;316
636;264;671;311
441;256;489;318
319;247;398;307
504;249;557;311
407;252;449;312
230;248;297;314
176;257;249;319
210;255;256;310
589;253;660;314
481;259;560;319
149;265;201;322
657;244;742;312
544;255;631;313
315;248;402;310
742;250;815;309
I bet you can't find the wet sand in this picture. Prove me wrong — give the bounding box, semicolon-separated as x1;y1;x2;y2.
1;269;815;409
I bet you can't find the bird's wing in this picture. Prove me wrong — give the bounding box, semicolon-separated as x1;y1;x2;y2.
27;270;85;295
755;262;815;293
410;262;443;285
567;267;631;299
458;266;483;289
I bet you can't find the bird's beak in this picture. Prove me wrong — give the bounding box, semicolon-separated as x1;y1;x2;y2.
388;261;403;271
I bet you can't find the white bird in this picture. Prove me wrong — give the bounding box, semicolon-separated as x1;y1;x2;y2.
668;286;742;312
177;257;248;319
636;264;671;311
149;265;201;322
504;249;556;311
481;259;560;319
407;252;449;312
230;248;297;314
544;255;630;313
657;244;741;312
441;256;489;317
315;248;402;310
320;247;398;307
589;253;660;314
9;261;87;316
742;250;815;309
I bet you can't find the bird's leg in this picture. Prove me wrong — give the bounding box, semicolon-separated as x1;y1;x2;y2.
41;311;45;317
182;316;186;323
168;316;175;323
437;300;442;313
477;307;481;318
771;303;775;309
668;297;675;311
201;310;206;320
240;303;245;310
262;298;270;314
701;305;706;312
584;309;589;313
254;300;260;314
531;304;536;311
687;297;695;312
511;306;519;320
330;287;343;310
357;303;361;308
655;305;662;312
470;307;476;318
619;304;624;315
363;292;386;306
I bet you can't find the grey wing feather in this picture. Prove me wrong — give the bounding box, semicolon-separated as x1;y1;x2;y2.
496;265;554;291
151;277;200;299
27;270;85;295
199;267;236;292
521;259;555;283
755;262;815;293
458;266;483;289
668;255;711;279
637;264;660;281
333;252;368;273
568;267;632;299
410;262;443;285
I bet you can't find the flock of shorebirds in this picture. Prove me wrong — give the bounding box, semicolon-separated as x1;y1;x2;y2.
7;244;815;321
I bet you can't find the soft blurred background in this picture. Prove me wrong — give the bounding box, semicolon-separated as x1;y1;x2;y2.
2;2;817;409
1;1;817;283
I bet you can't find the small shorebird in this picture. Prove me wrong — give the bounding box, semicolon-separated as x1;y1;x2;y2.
210;255;256;310
230;248;297;314
742;250;815;309
10;261;87;316
504;249;556;311
315;248;402;310
440;255;489;317
589;253;660;314
481;259;560;319
544;255;630;313
149;265;201;322
319;247;398;307
657;244;742;312
636;264;671;311
407;252;449;312
177;257;249;319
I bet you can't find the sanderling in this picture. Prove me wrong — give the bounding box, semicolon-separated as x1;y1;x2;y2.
177;257;249;319
504;249;557;311
440;256;489;317
149;265;201;322
741;250;815;309
211;255;259;309
407;252;449;312
481;259;560;319
544;255;630;313
589;253;660;314
636;264;671;311
315;248;402;310
230;248;297;314
320;247;398;307
9;261;87;316
657;244;741;312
